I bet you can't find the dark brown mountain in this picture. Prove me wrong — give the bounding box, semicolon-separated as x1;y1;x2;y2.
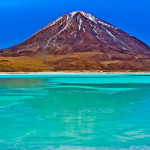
0;11;150;71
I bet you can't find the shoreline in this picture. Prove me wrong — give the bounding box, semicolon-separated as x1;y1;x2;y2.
0;71;150;75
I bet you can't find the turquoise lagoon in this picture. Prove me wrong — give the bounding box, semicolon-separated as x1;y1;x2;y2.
0;74;150;149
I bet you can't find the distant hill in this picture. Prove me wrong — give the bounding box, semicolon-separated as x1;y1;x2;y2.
0;11;150;71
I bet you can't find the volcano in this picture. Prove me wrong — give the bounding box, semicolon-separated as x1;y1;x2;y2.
0;11;150;71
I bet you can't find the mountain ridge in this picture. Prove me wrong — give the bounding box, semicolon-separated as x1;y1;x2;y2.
0;11;150;71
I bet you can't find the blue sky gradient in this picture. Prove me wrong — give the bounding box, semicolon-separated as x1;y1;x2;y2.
0;0;149;49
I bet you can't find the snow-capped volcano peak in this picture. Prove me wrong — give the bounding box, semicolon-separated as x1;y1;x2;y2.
1;11;150;59
0;10;150;71
69;11;115;28
69;11;97;23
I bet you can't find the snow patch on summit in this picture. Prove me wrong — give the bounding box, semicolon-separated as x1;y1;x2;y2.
70;11;78;16
98;20;110;27
70;11;97;24
80;11;97;24
44;16;63;29
86;14;97;24
79;18;82;30
44;11;78;49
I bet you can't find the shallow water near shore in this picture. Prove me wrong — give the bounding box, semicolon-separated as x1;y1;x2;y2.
0;74;150;149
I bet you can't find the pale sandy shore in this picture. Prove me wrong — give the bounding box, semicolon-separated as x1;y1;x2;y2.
0;71;150;75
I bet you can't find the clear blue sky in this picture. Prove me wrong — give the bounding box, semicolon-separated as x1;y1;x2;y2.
0;0;150;49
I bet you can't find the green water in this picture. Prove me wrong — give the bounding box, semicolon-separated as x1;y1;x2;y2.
0;74;150;150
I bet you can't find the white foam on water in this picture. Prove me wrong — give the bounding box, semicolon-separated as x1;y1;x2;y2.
43;145;150;150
